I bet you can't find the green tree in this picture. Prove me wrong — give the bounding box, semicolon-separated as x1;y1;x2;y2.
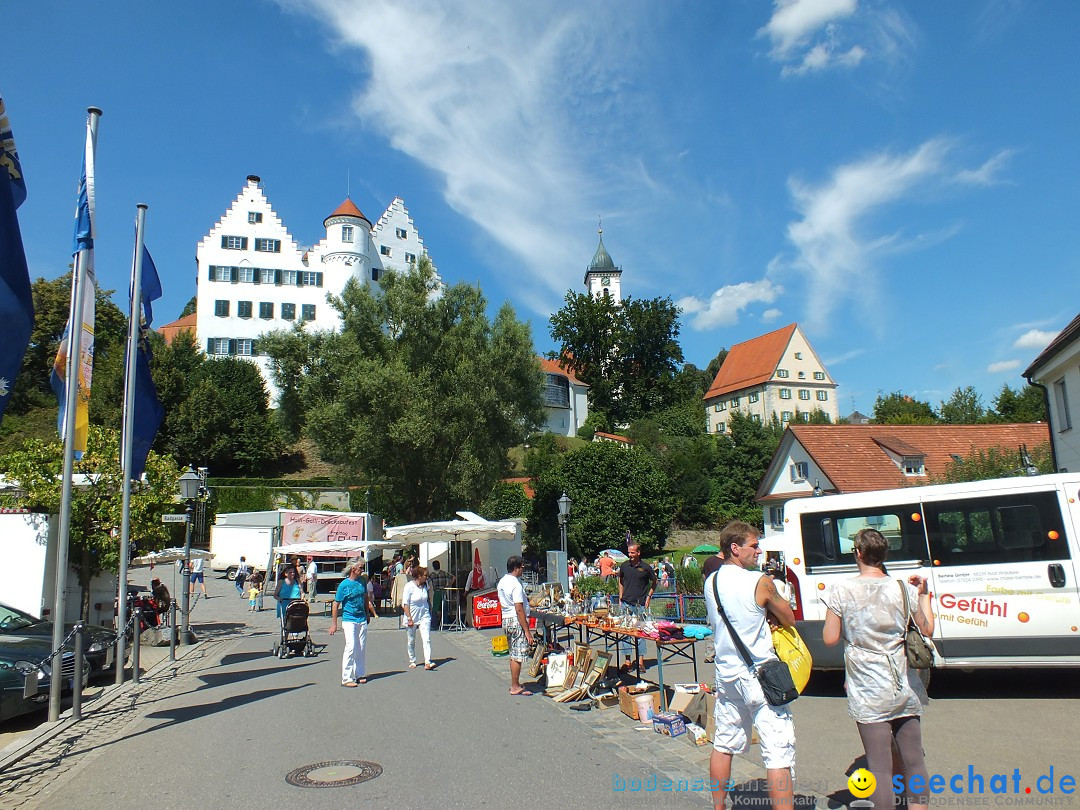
531;441;673;558
179;295;197;318
0;425;180;618
479;481;532;521
256;323;327;440
990;384;1047;423
283;258;545;523
928;442;1054;484
709;412;784;527
703;348;728;389
871;391;938;424
549;292;684;425
939;385;986;424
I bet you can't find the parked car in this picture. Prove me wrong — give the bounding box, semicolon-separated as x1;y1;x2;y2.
0;601;120;679
0;635;88;724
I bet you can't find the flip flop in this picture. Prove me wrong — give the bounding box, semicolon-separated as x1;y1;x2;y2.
356;678;368;684
509;688;532;696
424;663;436;670
408;663;417;668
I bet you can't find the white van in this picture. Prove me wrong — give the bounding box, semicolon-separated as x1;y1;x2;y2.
767;473;1080;669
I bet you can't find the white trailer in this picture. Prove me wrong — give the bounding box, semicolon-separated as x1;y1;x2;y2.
0;511;118;627
209;510;384;590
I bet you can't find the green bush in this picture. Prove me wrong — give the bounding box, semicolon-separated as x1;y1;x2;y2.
676;566;704;595
573;575;617;596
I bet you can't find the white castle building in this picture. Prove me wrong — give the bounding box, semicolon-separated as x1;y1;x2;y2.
194;175;436;398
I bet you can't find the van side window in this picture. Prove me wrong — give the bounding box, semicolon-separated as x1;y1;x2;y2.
801;505;927;572
924;492;1070;566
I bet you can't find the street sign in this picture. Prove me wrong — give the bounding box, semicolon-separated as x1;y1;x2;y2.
161;514;189;524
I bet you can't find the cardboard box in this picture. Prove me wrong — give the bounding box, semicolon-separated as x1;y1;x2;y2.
653;711;687;737
595;693;620;710
618;686;661;720
668;687;707;726
685;722;709;746
704;692;716;741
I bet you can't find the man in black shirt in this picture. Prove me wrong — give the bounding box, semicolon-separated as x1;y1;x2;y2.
618;543;657;672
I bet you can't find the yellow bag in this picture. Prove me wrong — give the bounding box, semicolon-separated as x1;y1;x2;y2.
771;626;813;693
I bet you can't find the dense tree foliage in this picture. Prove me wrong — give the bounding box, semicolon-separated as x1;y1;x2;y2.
929;442;1054;483
871;391;938;424
939;386;986;424
530;441;674;558
0;426;180;618
265;258;545;523
709;412;784;525
549;292;684;426
991;383;1046;423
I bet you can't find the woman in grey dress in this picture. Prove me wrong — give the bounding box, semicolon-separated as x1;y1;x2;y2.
823;528;935;810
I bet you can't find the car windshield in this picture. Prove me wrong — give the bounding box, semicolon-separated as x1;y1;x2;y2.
0;603;40;632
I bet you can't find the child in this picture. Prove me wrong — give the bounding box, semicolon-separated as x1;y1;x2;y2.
248;584;260;612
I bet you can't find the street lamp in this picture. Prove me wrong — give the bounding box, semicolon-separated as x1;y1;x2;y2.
178;467;200;645
557;492;571;556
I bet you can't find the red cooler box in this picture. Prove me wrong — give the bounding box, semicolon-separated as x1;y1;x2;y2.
472;588;502;629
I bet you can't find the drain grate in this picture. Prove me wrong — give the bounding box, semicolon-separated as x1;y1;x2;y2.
285;760;383;788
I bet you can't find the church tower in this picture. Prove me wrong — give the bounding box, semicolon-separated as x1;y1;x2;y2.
583;226;622;304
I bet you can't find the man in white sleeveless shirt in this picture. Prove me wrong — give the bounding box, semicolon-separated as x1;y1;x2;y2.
705;521;797;810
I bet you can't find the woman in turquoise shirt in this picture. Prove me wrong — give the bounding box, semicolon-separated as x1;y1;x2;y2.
274;566;303;619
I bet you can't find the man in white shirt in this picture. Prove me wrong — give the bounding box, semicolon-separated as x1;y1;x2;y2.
705;521;797;810
497;555;534;696
304;556;318;603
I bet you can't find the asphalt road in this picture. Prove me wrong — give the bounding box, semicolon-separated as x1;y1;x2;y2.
5;573;1078;808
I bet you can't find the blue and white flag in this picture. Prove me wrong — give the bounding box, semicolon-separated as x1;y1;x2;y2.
122;245;164;480
0;97;33;425
53;113;98;458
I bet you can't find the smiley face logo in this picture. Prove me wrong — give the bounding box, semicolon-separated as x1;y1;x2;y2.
848;768;876;798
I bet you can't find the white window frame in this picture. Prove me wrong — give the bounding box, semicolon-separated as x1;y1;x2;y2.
254;238;280;253
237;267;254;283
730;397;740;407
769;506;784;530
794;352;802;360
236;338;253;356
790;462;809;482
301;271;319;287
248;212;262;224
749;392;760;403
380;245;392;257
781;411;793;422
396;227;407;239
902;456;926;476
280;270;298;286
214;338;230;355
817;390;828;401
342;225;354;243
222;235;246;250
1055;379;1072;432
404;252;416;264
718;423;726;434
259;268;275;284
780;388;792;400
798;389;811;400
776;369;789;378
814;371;826;381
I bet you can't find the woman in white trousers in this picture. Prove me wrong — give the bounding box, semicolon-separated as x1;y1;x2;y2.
402;566;435;670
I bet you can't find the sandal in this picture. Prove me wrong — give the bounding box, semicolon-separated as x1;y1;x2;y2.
424;663;436;670
408;662;417;668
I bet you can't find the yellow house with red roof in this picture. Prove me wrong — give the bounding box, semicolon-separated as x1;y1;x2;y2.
702;323;839;435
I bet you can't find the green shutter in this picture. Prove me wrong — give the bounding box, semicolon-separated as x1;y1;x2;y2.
231;266;238;282
228;339;237;356
274;270;281;286
296;273;304;288
206;338;214;353
316;272;323;287
253;269;260;285
208;265;215;280
241;237;249;250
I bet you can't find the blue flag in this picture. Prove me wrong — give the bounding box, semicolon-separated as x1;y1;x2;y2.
0;98;33;425
124;246;164;480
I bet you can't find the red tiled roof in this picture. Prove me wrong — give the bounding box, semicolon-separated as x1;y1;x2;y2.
704;323;797;400
326;197;368;222
502;477;535;499
767;423;1051;496
157;312;197;345
593;431;635;445
539;357;587;387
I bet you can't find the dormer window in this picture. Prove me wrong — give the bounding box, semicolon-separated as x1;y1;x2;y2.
902;456;925;476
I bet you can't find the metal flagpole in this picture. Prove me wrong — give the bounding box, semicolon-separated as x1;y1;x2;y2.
49;107;101;721
115;204;147;686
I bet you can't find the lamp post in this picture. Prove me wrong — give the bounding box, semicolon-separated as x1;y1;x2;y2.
557;492;571;556
178;467;200;645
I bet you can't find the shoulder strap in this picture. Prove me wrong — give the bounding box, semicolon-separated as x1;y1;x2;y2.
897;580;916;630
711;571;757;672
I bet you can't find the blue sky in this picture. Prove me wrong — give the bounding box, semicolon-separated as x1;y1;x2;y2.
6;1;1080;415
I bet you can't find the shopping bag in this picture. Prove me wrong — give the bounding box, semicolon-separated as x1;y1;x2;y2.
771;625;813;693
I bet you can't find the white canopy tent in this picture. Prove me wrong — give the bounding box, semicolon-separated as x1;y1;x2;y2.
384;513;521;591
275;540;400;558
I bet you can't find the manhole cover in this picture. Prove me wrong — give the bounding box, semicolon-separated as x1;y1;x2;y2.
285;760;382;788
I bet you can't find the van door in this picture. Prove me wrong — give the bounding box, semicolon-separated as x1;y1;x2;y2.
923;488;1080;665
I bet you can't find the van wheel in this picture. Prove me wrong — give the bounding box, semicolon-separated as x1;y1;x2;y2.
226;567;237;581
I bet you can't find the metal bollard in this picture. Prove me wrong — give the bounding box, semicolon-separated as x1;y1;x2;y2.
72;623;84;721
132;608;141;685
169;600;177;662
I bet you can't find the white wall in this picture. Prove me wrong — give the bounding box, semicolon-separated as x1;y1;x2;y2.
1031;337;1080;473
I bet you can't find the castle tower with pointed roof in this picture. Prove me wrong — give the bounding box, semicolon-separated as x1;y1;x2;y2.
194;176;437;402
584;226;622;304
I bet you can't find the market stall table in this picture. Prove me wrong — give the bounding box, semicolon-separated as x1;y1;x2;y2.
568;617;698;711
441;587;467;632
531;610;577;649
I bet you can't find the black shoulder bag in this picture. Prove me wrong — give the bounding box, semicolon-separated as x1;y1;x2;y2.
712;573;798;707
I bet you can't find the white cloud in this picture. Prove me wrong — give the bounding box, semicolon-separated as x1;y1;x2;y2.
678;280;783;331
779;138;1006;333
987;360;1021;373
761;308;783;323
274;0;648;307
954;149;1014;186
760;0;914;77
823;348;866;366
783;138;951;331
1013;329;1056;350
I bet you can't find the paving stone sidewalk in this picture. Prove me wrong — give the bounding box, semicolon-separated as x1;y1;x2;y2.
0;637;240;810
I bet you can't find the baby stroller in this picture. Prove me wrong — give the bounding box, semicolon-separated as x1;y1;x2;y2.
273;600;315;659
